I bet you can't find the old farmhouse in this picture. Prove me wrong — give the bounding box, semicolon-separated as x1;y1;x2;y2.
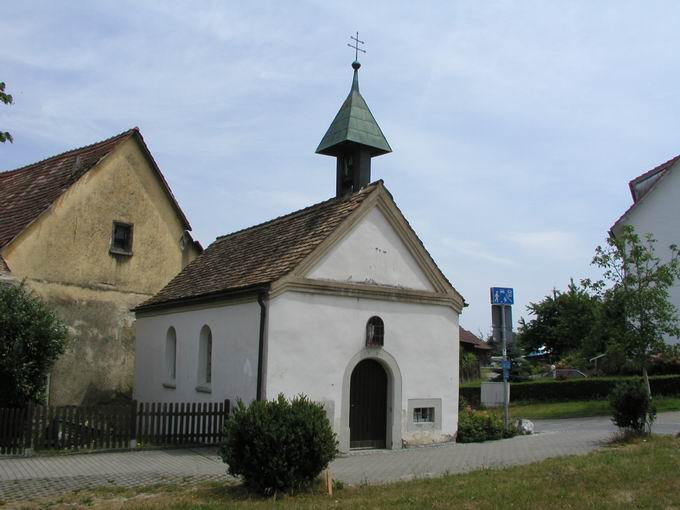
0;129;201;404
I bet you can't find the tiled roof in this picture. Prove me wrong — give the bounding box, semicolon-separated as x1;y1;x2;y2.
459;326;492;350
0;128;192;249
138;183;379;309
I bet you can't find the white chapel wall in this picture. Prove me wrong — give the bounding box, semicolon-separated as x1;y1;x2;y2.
133;299;261;403
265;290;459;450
307;207;436;292
620;165;680;345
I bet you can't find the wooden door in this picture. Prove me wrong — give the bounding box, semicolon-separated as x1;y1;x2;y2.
349;359;387;449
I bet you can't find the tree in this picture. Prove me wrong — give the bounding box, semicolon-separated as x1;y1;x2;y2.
0;81;13;143
516;279;600;358
586;225;680;394
0;283;68;406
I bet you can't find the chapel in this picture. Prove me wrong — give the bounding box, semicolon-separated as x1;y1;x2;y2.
133;56;465;450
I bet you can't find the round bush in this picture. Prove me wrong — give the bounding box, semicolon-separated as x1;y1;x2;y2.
609;380;656;434
220;394;337;494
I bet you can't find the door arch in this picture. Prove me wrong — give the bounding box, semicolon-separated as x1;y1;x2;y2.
349;359;387;449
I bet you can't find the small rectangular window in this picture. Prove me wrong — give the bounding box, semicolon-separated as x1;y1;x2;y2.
110;221;133;255
413;407;435;423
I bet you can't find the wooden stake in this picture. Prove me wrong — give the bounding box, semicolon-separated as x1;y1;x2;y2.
325;468;333;496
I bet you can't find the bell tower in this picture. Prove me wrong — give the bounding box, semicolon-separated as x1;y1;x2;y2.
316;34;392;197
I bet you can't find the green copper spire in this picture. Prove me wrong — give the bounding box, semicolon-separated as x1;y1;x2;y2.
316;59;392;157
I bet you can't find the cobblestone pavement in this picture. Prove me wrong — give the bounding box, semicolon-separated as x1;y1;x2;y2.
1;412;679;505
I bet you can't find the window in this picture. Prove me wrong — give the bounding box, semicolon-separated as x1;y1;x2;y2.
110;221;133;255
366;316;384;347
164;327;177;385
197;325;212;389
413;407;435;423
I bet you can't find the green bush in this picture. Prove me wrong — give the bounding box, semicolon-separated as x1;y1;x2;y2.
460;374;680;405
220;394;337;495
609;381;656;434
0;283;68;406
457;408;517;443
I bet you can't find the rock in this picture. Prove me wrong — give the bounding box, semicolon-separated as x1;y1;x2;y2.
516;419;534;435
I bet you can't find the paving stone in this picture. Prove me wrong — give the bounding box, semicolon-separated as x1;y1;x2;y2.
0;413;679;505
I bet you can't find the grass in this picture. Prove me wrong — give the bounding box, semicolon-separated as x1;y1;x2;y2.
495;396;680;420
8;436;680;509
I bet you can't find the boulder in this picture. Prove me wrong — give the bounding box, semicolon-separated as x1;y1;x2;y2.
516;419;534;435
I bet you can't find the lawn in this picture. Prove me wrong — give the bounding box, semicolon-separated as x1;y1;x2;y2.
9;436;680;509
499;396;680;420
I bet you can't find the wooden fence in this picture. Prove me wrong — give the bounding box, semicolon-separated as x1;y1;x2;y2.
0;400;229;456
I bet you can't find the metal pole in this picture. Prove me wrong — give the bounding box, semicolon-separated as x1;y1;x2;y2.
501;305;509;430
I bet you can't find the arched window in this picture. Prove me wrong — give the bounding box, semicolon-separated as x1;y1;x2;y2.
165;327;177;383
366;316;384;347
198;325;213;386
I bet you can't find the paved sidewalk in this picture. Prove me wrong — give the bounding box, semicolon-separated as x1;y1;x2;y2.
1;412;679;504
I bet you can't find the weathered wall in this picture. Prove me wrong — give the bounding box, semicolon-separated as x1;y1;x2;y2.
1;138;200;404
266;291;459;452
133;299;261;404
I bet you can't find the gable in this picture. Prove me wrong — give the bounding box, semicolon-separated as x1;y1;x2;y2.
2;137;199;295
306;205;436;292
619;160;680;239
613;159;680;237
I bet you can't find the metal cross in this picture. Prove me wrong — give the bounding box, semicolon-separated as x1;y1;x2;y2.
348;31;366;61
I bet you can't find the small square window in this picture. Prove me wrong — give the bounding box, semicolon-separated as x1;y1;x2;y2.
413;407;435;423
110;221;133;255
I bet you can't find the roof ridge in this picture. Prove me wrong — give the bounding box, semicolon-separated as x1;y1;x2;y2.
214;180;382;244
0;127;138;176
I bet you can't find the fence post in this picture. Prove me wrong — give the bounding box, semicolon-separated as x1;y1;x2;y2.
23;404;34;457
129;400;138;449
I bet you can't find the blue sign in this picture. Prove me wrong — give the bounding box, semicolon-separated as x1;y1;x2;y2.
501;359;512;370
491;287;514;305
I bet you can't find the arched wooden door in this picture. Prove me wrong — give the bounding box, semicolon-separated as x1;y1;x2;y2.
349;359;387;449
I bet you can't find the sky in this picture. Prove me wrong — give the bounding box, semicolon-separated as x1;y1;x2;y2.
3;1;680;337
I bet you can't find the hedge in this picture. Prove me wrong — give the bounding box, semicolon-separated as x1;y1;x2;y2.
460;375;680;405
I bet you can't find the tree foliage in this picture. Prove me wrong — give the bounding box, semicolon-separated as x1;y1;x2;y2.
220;394;337;495
517;279;600;358
609;380;656;434
0;283;68;406
0;81;13;143
586;225;680;375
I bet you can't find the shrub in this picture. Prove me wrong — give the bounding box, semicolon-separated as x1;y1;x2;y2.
609;381;656;434
460;374;680;405
0;283;68;406
457;408;517;443
220;394;337;495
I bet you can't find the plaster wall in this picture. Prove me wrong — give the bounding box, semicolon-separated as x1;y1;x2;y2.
619;165;680;345
134;300;261;404
1;138;200;404
307;208;435;291
266;291;459;451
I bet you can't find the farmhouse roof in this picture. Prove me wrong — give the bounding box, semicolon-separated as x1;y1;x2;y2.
459;326;492;351
0;128;193;249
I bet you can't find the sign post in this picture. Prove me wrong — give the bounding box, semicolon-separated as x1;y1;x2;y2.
491;287;514;430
